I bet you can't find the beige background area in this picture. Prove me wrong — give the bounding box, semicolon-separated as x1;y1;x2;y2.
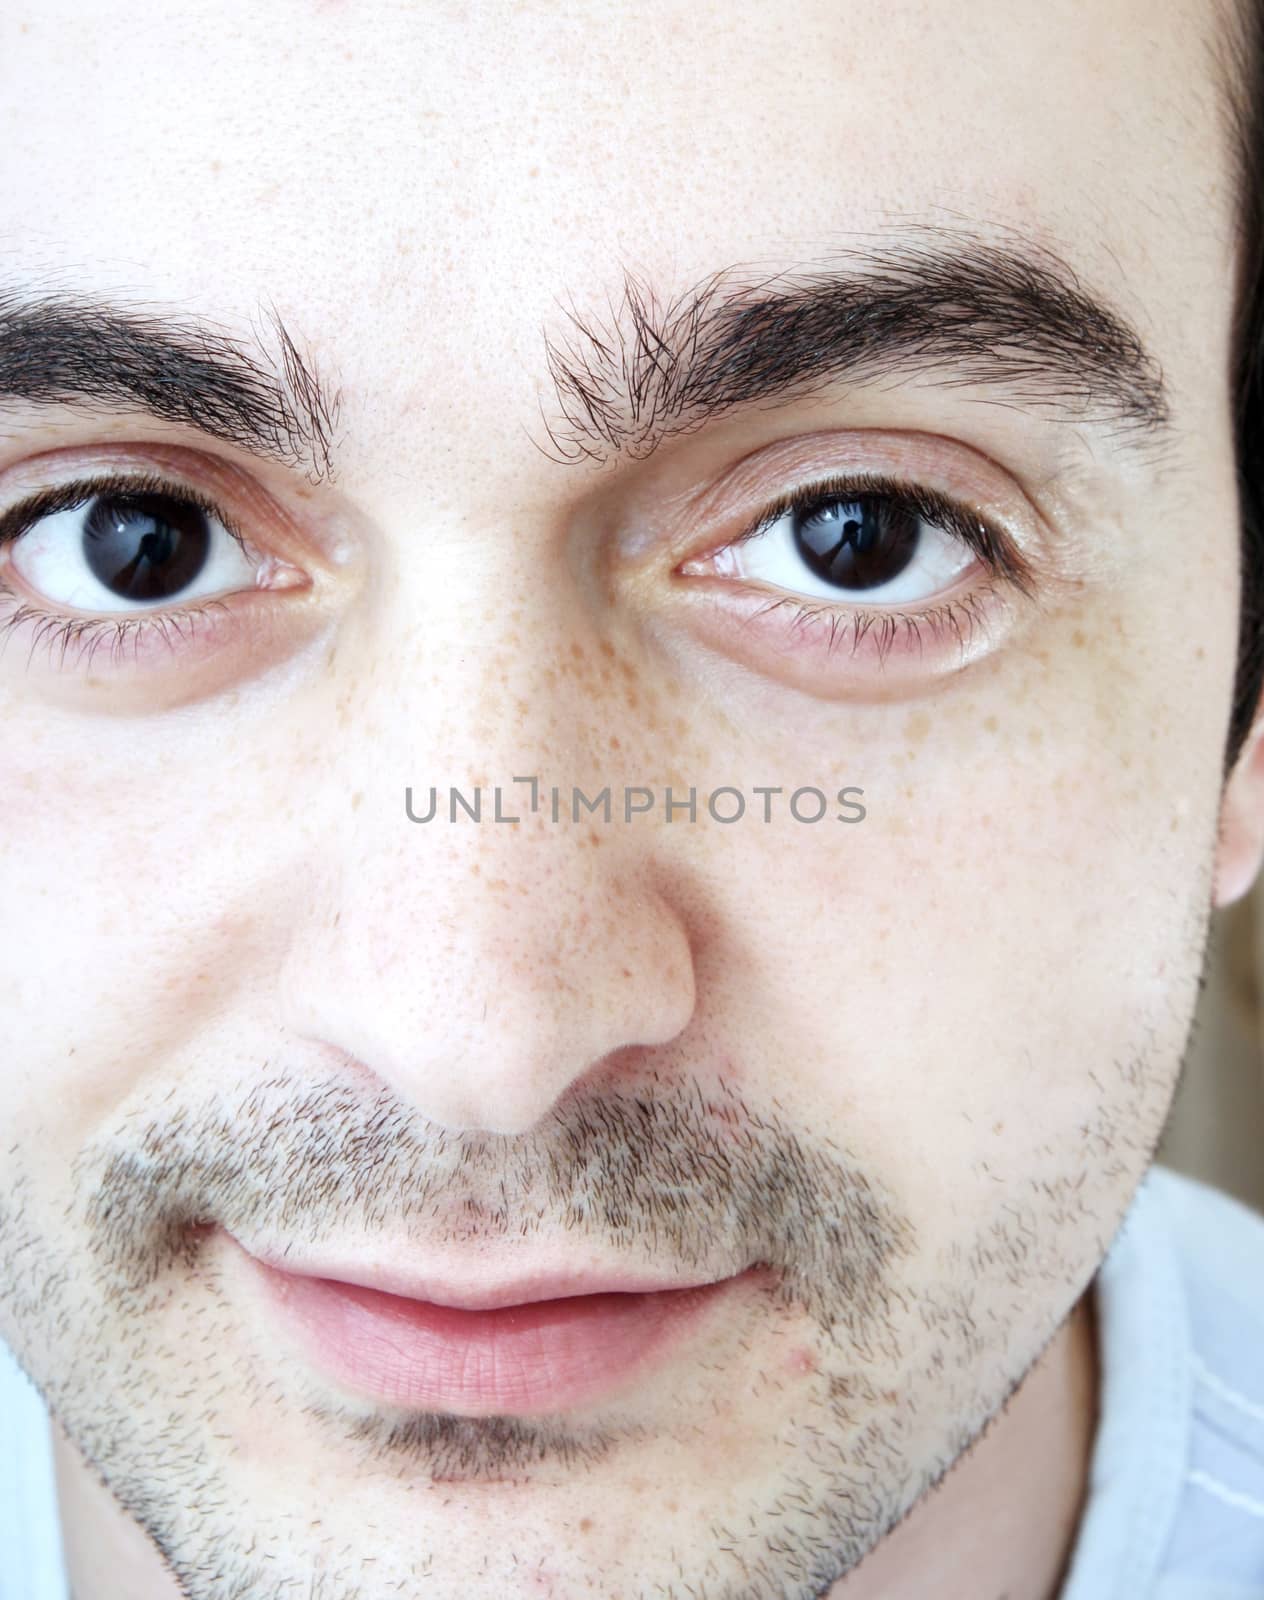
1157;888;1264;1216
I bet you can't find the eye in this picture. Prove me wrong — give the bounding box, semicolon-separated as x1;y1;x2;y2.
5;483;256;613
698;478;994;608
669;465;1036;695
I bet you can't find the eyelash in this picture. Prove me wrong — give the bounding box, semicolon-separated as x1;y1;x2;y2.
707;469;1032;662
0;469;255;672
0;464;1029;675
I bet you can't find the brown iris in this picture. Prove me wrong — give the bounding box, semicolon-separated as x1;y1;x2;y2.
82;492;212;602
792;496;921;591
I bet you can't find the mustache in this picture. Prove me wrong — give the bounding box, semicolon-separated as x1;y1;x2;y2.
74;1065;918;1339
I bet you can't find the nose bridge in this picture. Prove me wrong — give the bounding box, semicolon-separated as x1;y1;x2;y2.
276;552;697;1134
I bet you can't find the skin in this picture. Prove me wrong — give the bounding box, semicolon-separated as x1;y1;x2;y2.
2;1;1262;1597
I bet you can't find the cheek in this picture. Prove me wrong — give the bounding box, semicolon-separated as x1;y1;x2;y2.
686;596;1227;1218
0;713;294;1144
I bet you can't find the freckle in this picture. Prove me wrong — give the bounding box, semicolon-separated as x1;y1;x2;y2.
984;714;999;733
351;791;363;810
528;165;541;178
1028;726;1043;745
1072;629;1086;648
904;710;931;743
579;1517;593;1532
625;687;639;709
673;716;688;735
600;640;616;659
588;828;602;846
992;1120;1004;1134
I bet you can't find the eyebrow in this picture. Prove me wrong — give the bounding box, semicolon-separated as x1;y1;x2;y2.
0;290;340;480
0;226;1170;479
539;228;1173;466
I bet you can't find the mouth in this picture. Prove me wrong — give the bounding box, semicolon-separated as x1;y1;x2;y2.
228;1235;753;1417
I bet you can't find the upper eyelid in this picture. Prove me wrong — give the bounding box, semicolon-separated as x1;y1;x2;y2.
643;427;1056;566
736;474;986;549
0;443;364;582
0;471;253;555
688;470;1036;597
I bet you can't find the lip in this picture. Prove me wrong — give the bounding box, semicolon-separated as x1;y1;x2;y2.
227;1234;752;1417
235;1239;722;1310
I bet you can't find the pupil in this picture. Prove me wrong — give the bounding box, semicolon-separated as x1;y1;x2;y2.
82;492;212;601
792;496;920;591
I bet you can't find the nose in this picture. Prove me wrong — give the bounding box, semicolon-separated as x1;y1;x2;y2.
276;589;697;1137
281;813;696;1134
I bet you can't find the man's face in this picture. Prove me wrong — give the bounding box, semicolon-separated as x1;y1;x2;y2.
0;1;1250;1596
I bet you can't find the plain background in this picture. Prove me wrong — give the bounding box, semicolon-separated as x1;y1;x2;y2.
1158;882;1264;1214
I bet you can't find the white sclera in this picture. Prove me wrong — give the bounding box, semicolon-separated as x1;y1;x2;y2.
717;502;975;605
10;496;258;613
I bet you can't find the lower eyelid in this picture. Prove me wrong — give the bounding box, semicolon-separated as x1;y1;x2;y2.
666;568;1018;699
0;576;312;682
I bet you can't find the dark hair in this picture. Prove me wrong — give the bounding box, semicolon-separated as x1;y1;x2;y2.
1222;0;1264;769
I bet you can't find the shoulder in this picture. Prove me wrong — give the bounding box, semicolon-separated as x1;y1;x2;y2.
1146;1164;1264;1354
1145;1164;1264;1431
0;1336;67;1600
1145;1165;1264;1594
1147;1163;1264;1262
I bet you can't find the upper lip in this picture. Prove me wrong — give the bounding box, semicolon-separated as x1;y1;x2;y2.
226;1230;733;1311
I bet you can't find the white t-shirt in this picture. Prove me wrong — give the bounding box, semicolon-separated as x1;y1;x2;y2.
3;1162;1263;1600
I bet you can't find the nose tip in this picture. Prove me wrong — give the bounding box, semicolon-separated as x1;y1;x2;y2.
281;839;698;1137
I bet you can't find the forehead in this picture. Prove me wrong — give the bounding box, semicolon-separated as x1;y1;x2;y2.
0;0;1239;471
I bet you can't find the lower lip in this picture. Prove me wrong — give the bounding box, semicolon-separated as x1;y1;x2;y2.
245;1255;744;1416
